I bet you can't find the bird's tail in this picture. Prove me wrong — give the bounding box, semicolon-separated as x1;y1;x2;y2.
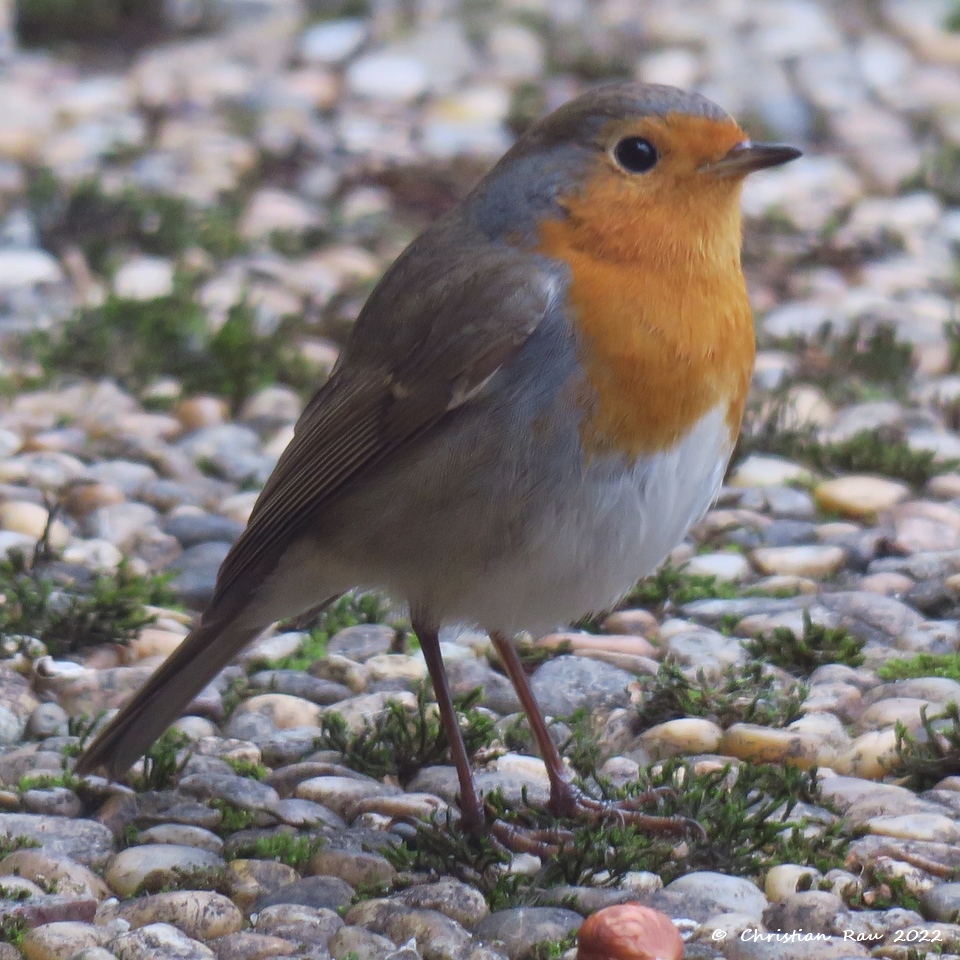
74;616;261;779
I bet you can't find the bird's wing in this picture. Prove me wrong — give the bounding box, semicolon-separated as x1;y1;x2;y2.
209;250;561;621
75;251;561;779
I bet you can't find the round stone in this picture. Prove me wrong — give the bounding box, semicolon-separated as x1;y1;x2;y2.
683;552;751;581
104;845;225;897
750;545;846;577
0;501;69;547
113;256;175;301
814;475;910;518
299;19;367;65
346;53;429;102
176;396;228;432
110;891;243;940
729;456;813;488
765;864;822;902
720;724;820;768
640;718;724;758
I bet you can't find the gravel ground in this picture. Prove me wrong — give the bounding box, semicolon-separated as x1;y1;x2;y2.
2;0;960;958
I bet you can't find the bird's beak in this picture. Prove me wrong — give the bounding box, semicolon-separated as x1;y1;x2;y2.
700;141;802;177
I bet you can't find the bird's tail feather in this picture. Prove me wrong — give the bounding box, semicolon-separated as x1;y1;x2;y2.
74;616;261;779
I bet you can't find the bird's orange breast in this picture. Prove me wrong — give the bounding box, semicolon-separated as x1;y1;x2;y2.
536;169;756;460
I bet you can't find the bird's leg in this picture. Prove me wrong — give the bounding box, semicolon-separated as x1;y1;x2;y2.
413;617;487;834
489;630;698;842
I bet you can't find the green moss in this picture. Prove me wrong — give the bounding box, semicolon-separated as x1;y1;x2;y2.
37;283;206;390
17;771;77;792
635;661;807;730
26;172;245;271
305;0;370;20
558;707;604;780
0;546;174;659
220;677;250;719
0;837;40;859
227;832;325;869
196;300;312;414
623;561;740;611
946;3;960;31
0;886;31;902
744;612;865;676
136;865;229;896
848;867;923;913
133;730;192;791
36;285;312;413
224;757;268;780
211;800;260;834
887;702;960;790
507;82;548;136
527;934;578;960
878;653;960;682
317;684;496;786
0;916;29;945
270;593;395;671
737;415;951;487
510;637;572;672
763;322;914;404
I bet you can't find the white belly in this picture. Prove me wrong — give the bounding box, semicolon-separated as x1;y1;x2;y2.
437;405;733;634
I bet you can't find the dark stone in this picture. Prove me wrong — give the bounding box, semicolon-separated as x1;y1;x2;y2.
446;658;521;716
530;656;634;717
253;875;355;913
763;890;847;935
164;511;245;548
760;520;818;547
248;670;353;705
166;541;231;608
473;907;582;960
327;625;397;661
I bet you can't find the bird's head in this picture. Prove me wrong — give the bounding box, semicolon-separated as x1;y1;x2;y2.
473;82;800;266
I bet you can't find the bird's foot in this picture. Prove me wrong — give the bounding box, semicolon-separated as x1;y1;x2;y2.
486;783;703;858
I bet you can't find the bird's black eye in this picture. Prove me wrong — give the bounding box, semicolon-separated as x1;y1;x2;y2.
613;137;658;173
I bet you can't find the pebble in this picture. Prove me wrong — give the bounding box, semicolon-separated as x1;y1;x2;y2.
814;475;910;518
346;53;430;103
0;815;114;869
391;880;489;929
686;551;753;582
109;892;243;939
729;456;813;488
529;657;635;717
299;19;368;65
0;501;69;547
640;718;724;758
654;872;768;921
440;904;563;960
108;922;216;959
720;724;821;768
253;903;343;946
167;542;232;607
294;776;403;821
307;849;396;889
0;249;62;290
113;256;175;301
20;922;111;959
176;397;228;432
751;545;847;577
104;845;225;897
328;926;396;960
0;850;110;900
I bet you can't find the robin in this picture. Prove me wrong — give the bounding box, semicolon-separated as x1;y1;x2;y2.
77;82;800;838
